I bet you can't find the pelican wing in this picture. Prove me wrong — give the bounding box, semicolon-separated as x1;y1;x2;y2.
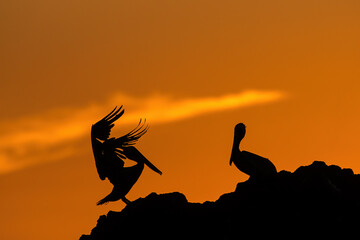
91;106;124;140
107;119;162;175
102;118;148;164
98;118;148;163
113;119;149;147
91;106;124;180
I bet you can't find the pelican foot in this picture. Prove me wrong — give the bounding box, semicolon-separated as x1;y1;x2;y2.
121;197;131;205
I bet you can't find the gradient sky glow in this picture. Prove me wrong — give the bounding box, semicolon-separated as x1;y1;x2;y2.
1;1;360;239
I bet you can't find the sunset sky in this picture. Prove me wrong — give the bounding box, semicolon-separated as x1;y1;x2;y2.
1;0;360;239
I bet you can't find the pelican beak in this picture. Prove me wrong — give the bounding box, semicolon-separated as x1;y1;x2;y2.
230;159;233;166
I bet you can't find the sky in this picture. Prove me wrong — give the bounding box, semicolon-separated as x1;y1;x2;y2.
1;0;360;239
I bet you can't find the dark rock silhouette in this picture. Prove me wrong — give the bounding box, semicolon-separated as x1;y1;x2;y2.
230;123;277;182
80;161;360;239
91;106;162;205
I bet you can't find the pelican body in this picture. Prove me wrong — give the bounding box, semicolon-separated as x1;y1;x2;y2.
230;123;277;181
91;106;162;205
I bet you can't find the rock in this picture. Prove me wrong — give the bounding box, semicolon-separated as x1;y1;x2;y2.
81;161;360;239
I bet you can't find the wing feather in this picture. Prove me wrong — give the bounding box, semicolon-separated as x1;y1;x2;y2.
113;119;149;147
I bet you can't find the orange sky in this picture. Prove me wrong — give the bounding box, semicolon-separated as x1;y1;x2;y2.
1;0;360;239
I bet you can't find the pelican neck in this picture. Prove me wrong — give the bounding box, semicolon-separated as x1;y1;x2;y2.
232;133;244;151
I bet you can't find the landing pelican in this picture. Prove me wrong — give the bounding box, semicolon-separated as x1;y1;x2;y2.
91;106;162;205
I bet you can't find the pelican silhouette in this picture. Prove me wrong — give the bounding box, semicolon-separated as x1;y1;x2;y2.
91;106;162;205
230;123;277;181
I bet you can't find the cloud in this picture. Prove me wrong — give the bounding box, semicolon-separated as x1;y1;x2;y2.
0;90;285;174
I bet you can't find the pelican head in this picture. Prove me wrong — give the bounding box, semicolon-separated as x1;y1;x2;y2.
234;123;246;141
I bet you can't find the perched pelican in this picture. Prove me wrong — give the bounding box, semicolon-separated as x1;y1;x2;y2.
230;123;277;181
91;106;162;205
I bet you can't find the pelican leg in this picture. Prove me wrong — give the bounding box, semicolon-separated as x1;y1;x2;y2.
121;197;131;205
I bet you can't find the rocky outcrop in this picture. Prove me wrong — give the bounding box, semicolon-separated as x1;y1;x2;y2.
80;161;360;239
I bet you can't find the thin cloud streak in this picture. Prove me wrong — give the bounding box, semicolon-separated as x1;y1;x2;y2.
0;90;285;174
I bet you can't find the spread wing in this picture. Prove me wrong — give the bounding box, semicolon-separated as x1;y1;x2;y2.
104;118;163;175
101;118;148;163
92;106;124;141
111;118;149;148
91;106;124;180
